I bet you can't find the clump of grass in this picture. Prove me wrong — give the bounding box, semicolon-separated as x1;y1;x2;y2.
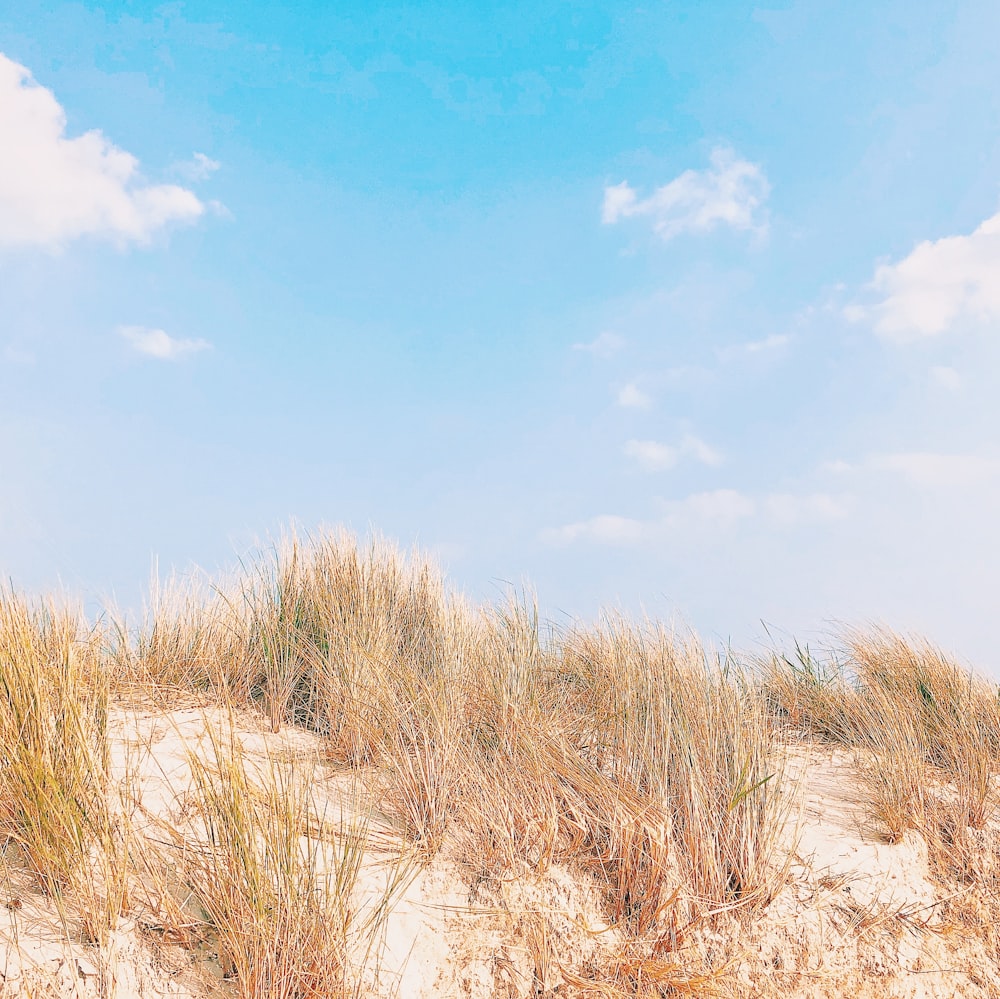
373;649;466;856
179;720;409;998
560;619;789;923
240;530;451;745
757;639;854;742
0;589;129;942
760;628;1000;855
457;604;789;979
549;619;682;936
458;596;568;873
849;630;1000;837
14;522;1000;994
236;529;472;859
105;569;246;702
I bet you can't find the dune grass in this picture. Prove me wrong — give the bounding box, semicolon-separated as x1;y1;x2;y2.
760;629;1000;861
175;721;410;999
0;590;131;943
1;528;999;995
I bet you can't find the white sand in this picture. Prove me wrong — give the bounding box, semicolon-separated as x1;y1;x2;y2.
2;708;997;998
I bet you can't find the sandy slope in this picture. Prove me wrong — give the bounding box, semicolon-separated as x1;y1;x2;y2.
1;706;997;999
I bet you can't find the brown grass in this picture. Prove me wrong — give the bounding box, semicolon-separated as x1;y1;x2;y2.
1;528;999;996
175;720;407;999
0;590;130;942
760;628;1000;857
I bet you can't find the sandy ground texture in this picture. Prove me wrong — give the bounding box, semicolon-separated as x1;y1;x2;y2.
1;705;998;999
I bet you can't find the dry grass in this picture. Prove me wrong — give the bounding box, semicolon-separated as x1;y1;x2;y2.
239;530;451;740
559;620;788;917
452;601;788;996
172;720;408;999
0;590;130;942
237;530;469;858
760;628;1000;863
1;528;1000;996
105;570;243;699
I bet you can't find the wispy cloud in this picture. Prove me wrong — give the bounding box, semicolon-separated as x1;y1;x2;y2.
872;451;1000;488
763;492;850;525
171;152;222;182
624;439;677;470
573;331;625;358
929;366;962;391
542;488;846;546
819;459;854;475
541;491;752;547
666;488;756;527
624;434;723;471
617;382;652;409
828;451;1000;488
715;332;791;362
541;514;644;547
855;210;1000;339
0;53;204;251
602;147;769;241
119;325;212;360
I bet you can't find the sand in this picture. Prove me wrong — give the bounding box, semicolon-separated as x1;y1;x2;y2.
1;705;998;999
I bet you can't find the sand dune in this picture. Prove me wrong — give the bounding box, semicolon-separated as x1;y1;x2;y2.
0;703;997;999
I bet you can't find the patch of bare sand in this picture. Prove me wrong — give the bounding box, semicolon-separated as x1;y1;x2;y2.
726;744;997;998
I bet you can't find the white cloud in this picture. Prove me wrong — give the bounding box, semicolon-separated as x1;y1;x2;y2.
541;491;755;547
602;183;638;226
541;514;644;547
716;332;791;362
617;382;652;409
662;488;758;532
0;54;204;250
872;451;1000;488
172;152;221;182
542;487;849;547
119;325;212;360
742;332;791;353
822;451;997;489
573;331;625;358
625;439;679;471
625;434;722;472
763;492;850;525
680;434;724;467
665;489;756;528
602;147;770;241
864;210;1000;340
929;365;962;391
551;492;756;545
665;488;755;527
819;459;854;475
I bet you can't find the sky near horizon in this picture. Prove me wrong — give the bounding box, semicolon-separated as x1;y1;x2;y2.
2;1;1000;668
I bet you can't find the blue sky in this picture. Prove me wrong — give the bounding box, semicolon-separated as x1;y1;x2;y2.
2;1;1000;668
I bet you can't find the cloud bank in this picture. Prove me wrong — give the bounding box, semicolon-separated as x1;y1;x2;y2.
0;54;204;250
